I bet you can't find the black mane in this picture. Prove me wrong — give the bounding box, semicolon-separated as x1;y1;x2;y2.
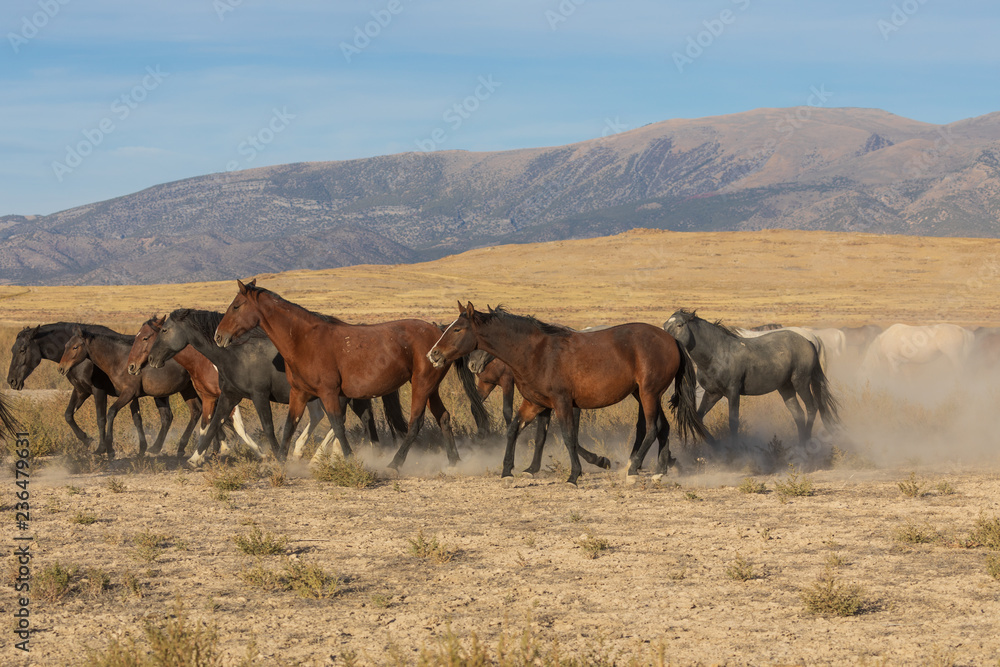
482;305;574;337
677;309;741;339
169;308;269;344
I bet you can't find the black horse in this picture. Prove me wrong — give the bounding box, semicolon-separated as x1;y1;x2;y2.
663;310;839;446
140;309;410;463
7;323;136;447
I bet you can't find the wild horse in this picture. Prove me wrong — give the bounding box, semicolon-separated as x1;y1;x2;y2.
59;328;202;458
466;349;610;475
146;308;409;464
128;316;261;458
213;280;482;471
428;303;707;484
8;323;133;447
663;310;839;446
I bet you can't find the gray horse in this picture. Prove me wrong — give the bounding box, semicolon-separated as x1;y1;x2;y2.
663;310;838;446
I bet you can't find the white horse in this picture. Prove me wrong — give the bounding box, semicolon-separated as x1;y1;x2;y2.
860;323;973;379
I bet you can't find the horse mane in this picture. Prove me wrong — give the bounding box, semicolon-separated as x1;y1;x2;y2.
481;305;574;337
169;308;270;344
678;308;742;340
250;286;350;326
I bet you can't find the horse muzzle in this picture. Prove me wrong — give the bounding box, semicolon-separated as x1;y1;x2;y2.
127;363;140;376
57;366;68;376
214;332;231;348
427;349;446;368
8;378;23;391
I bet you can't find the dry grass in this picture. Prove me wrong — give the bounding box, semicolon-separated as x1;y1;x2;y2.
312;455;378;488
801;567;870;617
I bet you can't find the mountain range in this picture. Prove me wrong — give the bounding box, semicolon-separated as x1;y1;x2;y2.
3;106;999;285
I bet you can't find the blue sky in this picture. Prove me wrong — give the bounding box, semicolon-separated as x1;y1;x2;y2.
1;0;997;216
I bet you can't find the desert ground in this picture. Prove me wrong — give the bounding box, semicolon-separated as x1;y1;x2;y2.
2;229;1000;665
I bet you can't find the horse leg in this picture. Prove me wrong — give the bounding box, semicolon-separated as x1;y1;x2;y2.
524;408;552;474
317;394;352;460
500;375;515;426
251;392;285;460
349;399;380;447
291;400;325;460
629;393;647;460
427;390;459;467
276;390;310;460
64;386;93;446
502;400;546;478
173;396;202;459
696;390;723;445
124;398;143;459
387;389;429;472
555;402;583;485
147;396;174;456
189;392;235;467
627;394;662;477
725;391;741;442
652;407;674;477
779;383;810;444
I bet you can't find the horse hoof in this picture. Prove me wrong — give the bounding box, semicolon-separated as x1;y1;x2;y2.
565;479;579;487
625;474;639;486
597;457;612;470
521;471;535;478
651;473;664;482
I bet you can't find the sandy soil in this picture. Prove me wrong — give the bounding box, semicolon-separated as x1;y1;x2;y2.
3;437;999;666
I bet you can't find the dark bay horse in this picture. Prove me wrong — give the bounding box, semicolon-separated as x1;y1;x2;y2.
428;303;707;484
7;323;124;446
466;349;610;475
663;310;839;445
58;328;202;458
213;280;469;471
127;316;258;458
140;308;406;464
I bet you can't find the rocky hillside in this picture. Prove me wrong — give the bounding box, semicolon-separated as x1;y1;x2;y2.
3;106;999;285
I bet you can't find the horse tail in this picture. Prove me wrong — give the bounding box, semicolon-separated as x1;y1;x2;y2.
380;391;409;437
669;342;710;441
810;356;840;428
454;356;492;435
0;393;19;440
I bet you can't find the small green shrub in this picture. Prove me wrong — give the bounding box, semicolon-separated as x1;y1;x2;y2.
105;477;127;494
738;477;767;494
70;511;97;525
311;455;377;488
898;472;924;498
894;522;938;545
986;555;1000;581
232;525;287;556
35;562;78;602
577;534;610;559
408;530;456;564
774;465;814;497
968;512;1000;550
726;554;764;581
801;568;868;617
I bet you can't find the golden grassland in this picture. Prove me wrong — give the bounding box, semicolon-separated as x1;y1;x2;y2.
2;228;1000;332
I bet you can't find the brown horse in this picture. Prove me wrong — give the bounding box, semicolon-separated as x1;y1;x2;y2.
127;315;259;458
59;328;202;458
213;279;460;470
428;303;707;484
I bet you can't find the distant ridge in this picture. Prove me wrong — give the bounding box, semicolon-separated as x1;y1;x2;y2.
3;106;999;285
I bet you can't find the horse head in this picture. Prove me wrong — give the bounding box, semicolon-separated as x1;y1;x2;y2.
216;278;260;348
58;327;90;376
427;301;479;369
7;325;42;390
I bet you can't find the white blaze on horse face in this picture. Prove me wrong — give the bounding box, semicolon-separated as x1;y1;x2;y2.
428;318;460;365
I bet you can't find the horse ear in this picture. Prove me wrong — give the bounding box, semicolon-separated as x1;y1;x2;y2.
72;326;84;338
464;301;475;320
237;279;247;293
456;300;465;313
247;278;257;288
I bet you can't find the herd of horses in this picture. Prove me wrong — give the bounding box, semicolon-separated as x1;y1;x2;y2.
3;279;998;483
